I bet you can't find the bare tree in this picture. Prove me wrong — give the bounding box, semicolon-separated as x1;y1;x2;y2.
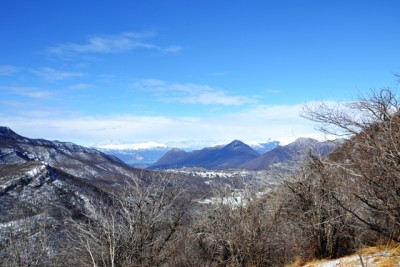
279;153;358;260
0;219;51;267
70;173;192;267
188;181;290;267
303;88;400;137
302;87;400;243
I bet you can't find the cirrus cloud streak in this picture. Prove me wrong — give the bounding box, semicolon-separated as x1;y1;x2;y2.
30;67;85;81
133;79;256;106
46;32;182;59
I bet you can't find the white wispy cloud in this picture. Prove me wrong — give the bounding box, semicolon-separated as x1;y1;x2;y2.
20;90;52;99
0;103;324;145
226;104;304;121
133;79;255;106
223;104;321;143
31;67;84;81
5;86;54;100
46;32;182;58
0;65;20;76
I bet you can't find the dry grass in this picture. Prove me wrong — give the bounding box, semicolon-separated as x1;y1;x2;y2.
377;244;400;267
287;243;400;267
389;244;400;256
376;256;400;267
360;246;387;255
359;242;399;255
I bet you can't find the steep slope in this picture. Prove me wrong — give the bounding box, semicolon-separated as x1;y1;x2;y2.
0;126;140;187
150;140;260;170
0;161;115;264
240;138;338;170
0;162;112;223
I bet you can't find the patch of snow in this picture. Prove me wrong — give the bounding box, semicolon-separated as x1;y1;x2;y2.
26;166;43;177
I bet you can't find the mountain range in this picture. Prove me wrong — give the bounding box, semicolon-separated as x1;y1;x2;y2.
150;140;260;169
149;138;338;170
95;140;280;168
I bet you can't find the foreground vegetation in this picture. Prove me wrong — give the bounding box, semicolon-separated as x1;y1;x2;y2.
1;88;400;266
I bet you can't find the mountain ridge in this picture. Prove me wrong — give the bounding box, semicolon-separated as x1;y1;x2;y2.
0;126;143;189
241;138;338;170
95;139;280;167
149;140;260;170
150;138;338;170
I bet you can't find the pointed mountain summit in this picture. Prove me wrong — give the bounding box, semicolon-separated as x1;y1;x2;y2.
149;140;260;170
223;140;255;152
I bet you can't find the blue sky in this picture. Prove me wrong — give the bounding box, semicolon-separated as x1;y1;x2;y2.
1;0;399;146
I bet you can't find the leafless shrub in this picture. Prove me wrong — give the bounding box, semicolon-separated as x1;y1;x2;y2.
69;173;192;267
278;154;358;260
302;87;400;244
187;181;290;266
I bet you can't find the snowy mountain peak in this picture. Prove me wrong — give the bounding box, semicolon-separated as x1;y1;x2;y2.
224;140;255;152
228;140;245;147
